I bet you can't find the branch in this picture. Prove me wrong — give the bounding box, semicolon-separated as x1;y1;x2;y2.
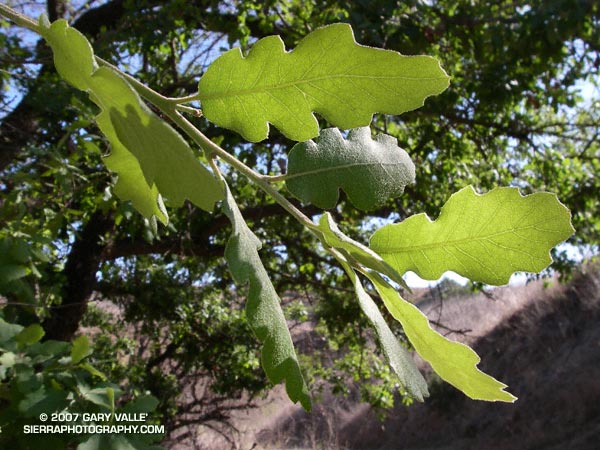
43;210;114;341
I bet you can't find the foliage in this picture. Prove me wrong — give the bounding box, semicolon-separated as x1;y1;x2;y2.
196;22;448;142
0;1;597;447
370;186;574;285
286;127;415;210
0;316;164;450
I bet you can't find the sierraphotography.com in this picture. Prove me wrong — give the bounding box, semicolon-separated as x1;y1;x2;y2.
23;424;165;435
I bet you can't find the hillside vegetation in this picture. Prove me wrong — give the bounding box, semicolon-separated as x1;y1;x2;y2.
224;264;600;450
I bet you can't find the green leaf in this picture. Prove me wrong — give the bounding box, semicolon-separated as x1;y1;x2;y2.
0;264;30;283
95;69;223;212
370;186;575;285
71;335;91;364
286;127;415;210
0;318;23;344
16;324;45;348
39;19;223;223
79;385;122;410
338;262;428;401
222;183;311;411
198;23;449;142
365;271;516;402
79;362;108;381
27;340;70;357
120;394;159;414
315;213;409;290
19;388;69;417
107;386;115;413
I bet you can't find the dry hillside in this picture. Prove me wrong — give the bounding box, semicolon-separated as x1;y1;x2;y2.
215;263;600;450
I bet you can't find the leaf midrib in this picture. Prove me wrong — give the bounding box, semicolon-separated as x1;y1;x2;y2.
286;161;404;181
374;221;560;255
199;73;447;101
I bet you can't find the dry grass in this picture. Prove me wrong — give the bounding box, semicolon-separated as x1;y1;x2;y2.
235;263;600;450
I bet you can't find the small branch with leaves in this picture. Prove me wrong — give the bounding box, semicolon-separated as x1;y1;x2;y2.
0;4;575;414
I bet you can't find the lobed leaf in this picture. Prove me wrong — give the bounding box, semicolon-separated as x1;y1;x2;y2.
198;23;449;142
39;19;223;223
365;271;516;402
370;186;575;285
338;262;429;401
286;127;415;210
222;183;311;410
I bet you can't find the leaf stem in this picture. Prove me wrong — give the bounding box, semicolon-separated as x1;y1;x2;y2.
175;104;203;117
0;4;42;33
97;48;329;250
261;174;288;183
169;93;201;104
95;57;172;108
171;110;320;232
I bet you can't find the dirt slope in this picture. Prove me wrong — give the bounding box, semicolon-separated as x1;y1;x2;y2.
253;264;600;450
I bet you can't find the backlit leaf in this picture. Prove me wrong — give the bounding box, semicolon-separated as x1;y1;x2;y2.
370;186;574;285
366;271;516;402
222;183;311;410
198;23;449;142
40;19;223;223
286;127;415;210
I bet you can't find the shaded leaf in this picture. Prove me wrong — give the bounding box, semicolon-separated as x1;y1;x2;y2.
16;324;45;348
120;394;159;414
0;318;23;344
286;127;415;210
79;385;122;410
18;388;69;417
222;183;311;410
198;23;449;142
0;264;29;283
365;271;516;402
370;186;574;285
338;262;428;401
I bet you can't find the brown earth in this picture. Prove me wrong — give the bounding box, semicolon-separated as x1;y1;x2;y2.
226;263;600;450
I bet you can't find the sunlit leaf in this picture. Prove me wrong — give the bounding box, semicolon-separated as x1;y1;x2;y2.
365;271;516;402
40;19;223;224
222;183;311;410
198;23;449;142
370;186;574;285
286;127;415;210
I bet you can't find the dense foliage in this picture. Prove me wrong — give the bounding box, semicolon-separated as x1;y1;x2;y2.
1;1;598;447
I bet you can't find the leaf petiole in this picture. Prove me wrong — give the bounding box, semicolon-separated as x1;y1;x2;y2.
0;4;42;33
175;104;203;117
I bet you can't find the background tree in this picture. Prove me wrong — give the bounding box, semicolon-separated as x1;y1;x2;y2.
1;0;598;446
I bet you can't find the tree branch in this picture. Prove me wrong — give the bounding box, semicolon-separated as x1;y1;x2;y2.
43;210;114;341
